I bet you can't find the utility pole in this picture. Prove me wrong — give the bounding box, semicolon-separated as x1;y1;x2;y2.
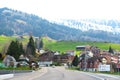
118;53;120;75
84;50;87;71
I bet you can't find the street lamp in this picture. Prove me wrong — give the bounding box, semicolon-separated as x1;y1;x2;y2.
118;54;120;63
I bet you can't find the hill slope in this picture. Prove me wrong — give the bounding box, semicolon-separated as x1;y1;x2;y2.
0;7;81;41
1;7;120;43
44;39;120;53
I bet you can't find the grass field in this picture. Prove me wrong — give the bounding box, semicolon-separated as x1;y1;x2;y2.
0;35;29;53
43;39;120;53
1;35;120;54
0;35;15;52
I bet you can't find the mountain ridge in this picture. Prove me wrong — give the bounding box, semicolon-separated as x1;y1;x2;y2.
1;7;120;43
51;19;120;34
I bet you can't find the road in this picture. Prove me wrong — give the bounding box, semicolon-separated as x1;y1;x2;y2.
7;67;120;80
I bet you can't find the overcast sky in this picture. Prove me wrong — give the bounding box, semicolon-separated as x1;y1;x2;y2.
0;0;120;20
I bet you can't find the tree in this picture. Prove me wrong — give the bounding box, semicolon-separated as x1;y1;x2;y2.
0;53;2;60
109;46;114;54
7;41;15;56
19;43;24;55
39;39;43;49
72;55;79;66
27;36;36;56
6;40;24;60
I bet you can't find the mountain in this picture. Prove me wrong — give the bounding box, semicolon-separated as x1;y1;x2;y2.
52;19;120;34
0;7;120;43
51;19;120;43
0;7;80;40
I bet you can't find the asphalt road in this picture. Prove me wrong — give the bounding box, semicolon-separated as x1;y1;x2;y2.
34;67;120;80
7;67;120;80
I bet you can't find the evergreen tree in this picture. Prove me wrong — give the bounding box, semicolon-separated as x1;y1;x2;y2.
27;36;36;56
14;40;20;59
39;39;43;49
72;55;79;66
0;53;2;60
19;43;24;55
7;41;15;56
109;46;114;54
6;40;24;60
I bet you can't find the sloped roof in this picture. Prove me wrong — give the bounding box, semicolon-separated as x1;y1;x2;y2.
3;55;16;63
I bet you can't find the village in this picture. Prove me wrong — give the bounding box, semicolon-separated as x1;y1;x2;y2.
0;36;120;76
38;45;120;73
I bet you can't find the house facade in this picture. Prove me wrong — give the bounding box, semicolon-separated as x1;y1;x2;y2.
53;54;74;64
38;50;54;66
79;46;119;72
38;50;74;66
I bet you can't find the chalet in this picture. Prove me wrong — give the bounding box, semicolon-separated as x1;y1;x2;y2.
38;50;54;66
79;56;108;71
76;46;86;51
53;54;74;64
90;46;101;56
3;55;17;67
66;50;75;55
79;47;119;72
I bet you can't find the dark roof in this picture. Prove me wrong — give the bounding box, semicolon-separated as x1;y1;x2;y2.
88;56;103;62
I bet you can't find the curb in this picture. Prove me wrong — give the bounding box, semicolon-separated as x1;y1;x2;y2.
0;70;33;74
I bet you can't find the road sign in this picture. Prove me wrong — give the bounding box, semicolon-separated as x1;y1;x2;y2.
98;64;110;71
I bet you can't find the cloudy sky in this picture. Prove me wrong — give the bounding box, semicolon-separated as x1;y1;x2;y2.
0;0;120;20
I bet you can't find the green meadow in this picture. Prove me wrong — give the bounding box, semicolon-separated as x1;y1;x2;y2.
43;38;120;53
1;35;120;54
0;35;29;53
0;36;15;52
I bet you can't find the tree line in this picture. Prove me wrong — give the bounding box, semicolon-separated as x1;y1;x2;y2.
6;36;43;60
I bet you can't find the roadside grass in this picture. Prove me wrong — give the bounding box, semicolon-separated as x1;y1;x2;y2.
68;66;80;70
0;66;31;70
96;71;120;75
68;67;120;76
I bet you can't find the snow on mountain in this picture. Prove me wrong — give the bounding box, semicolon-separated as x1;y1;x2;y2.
51;19;120;34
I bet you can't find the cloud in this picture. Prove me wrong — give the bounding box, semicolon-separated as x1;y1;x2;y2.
0;0;120;20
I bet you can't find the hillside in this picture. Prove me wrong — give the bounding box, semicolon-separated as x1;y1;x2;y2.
52;19;120;43
0;35;14;53
0;35;120;54
0;7;80;41
1;7;120;43
44;39;120;53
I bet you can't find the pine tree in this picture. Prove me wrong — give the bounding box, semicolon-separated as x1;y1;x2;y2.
7;41;15;56
109;46;114;54
39;39;43;49
0;53;2;60
6;40;24;60
72;55;79;66
19;43;24;55
27;36;36;56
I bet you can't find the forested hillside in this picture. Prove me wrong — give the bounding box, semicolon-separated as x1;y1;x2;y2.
1;7;120;43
